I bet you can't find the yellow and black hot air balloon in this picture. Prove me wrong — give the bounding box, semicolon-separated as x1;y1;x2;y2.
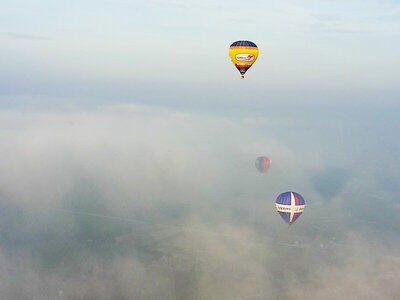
229;40;258;79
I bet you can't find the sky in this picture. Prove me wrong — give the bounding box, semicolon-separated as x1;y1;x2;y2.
0;1;400;299
1;0;400;110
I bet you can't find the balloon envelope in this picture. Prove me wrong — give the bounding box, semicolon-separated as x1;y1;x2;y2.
229;41;258;78
255;156;271;174
275;192;305;224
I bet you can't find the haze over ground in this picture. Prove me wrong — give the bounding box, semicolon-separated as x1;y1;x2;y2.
1;0;400;299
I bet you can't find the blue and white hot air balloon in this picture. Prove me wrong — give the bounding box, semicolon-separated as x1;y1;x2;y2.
275;192;305;224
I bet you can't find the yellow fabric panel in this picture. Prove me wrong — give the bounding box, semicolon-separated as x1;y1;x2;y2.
229;47;259;66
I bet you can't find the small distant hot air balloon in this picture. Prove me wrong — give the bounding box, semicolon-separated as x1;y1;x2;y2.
255;156;271;175
229;41;258;79
275;192;305;224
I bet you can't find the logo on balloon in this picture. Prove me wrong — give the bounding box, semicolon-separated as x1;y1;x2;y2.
236;54;255;62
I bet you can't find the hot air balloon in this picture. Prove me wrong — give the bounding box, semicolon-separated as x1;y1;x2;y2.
275;192;305;224
229;41;258;79
255;156;271;175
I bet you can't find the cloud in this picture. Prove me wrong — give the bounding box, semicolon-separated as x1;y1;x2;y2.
0;103;399;299
1;32;51;41
305;23;369;34
311;167;350;199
